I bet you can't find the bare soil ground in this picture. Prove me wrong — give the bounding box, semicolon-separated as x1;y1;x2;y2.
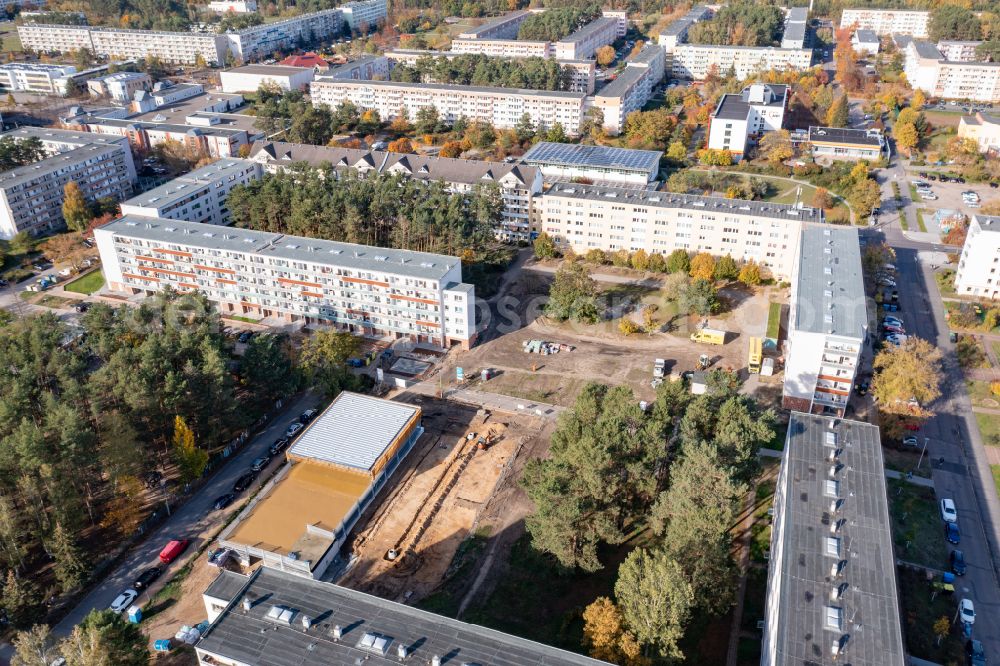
141;559;221;648
337;395;546;604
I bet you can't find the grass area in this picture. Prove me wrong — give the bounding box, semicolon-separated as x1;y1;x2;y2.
956;336;990;370
0;21;23;52
418;526;492;617
37;294;73;309
749;460;778;564
923;110;964;127
63;270;105;295
967;379;1000;408
754;175;851;221
897;566;965;663
916;208;929;233
975;412;1000;448
144;560;193;622
464;529;652;654
934;269;956;297
739;567;768;634
766;302;781;341
992;465;1000;499
882;445;932;479
993;340;1000;362
224;314;261;324
887;479;947;568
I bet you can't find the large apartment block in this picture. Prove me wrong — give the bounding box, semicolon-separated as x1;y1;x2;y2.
670;44;813;80
0;128;136;239
223;9;344;62
450;37;552;59
535;182;820;281
839;8;929;37
249;141;542;241
452;9;624;61
955;215;1000;299
310;79;586;135
0;63;77;95
782;226;867;416
958;112;1000;154
339;0;388;32
96;216;477;348
763;413;904;666
120;159;262;226
707;83;788;157
592;44;665;135
554;14;625;60
904;40;1000;102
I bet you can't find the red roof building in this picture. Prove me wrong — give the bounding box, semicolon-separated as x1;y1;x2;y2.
280;52;331;70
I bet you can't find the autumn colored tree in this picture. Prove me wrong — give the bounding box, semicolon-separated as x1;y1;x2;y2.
386;137;415;153
582;597;650;666
61;181;91;232
826;95;849;127
758;129;793;163
871;338;944;416
893;122;919;153
689;252;716;280
910;89;926;110
811;187;833;210
596;45;616;67
439;141;463;158
172;416;207;483
738;260;762;286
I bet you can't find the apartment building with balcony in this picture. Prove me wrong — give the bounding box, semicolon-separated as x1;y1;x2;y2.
591;44;665;135
955;215;1000;299
223;8;344;62
656;4;710;52
339;0;388;32
0;63;77;95
535;182;821;281
839;8;929;37
86;71;153;102
310;79;586;135
670;43;813;81
120;159;262;226
207;0;257;12
958;112;1000;154
553;13;625;60
95;216;478;348
936;40;981;62
782;226;867;416
0;127;136;239
904;40;1000;102
249;141;542;241
449;37;552;59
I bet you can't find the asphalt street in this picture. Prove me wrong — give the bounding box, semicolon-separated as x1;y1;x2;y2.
867;156;1000;657
48;391;318;636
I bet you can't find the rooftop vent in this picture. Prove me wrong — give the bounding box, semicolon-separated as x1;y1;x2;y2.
265;605;295;625
357;632;392;657
301;615;312;630
824;606;842;631
242;597;252;611
824;479;839;497
332;625;342;640
397;644;408;659
824;536;841;558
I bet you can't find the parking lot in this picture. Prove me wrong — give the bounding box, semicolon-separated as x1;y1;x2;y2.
905;173;998;234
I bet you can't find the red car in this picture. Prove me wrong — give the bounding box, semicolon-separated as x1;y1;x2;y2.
159;539;190;564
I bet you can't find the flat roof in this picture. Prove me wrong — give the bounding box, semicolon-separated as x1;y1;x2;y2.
627;43;663;66
204;569;249;602
223;64;311;76
974;214;1000;231
121;159;256;208
558;15;617;44
2;126;126;147
786;6;808;23
458;9;531;37
808;126;883;147
288;392;419;473
782;22;806;42
854;29;879;43
768;413;904;666
793;225;866;337
227;462;368;563
99;216;463;281
312;78;586;99
197;566;613;666
0;143;123;189
522;141;660;174
545;181;824;223
661;4;709;37
594;64;647;98
912;39;943;59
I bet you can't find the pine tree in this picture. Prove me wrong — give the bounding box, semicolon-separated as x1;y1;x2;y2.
48;522;88;593
2;571;44;628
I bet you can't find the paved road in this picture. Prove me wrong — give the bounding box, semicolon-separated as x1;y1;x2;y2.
866;145;1000;657
47;392;318;636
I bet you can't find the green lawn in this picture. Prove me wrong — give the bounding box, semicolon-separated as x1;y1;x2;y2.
887;479;947;568
766;302;781;341
992;465;1000;500
966;380;1000;409
975;412;1000;448
897;566;966;663
934;269;956;297
0;22;23;52
63;270;104;295
915;208;929;233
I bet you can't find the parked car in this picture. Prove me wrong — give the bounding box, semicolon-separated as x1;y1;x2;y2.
74;302;90;313
285;422;304;438
251;454;271;473
109;588;138;614
951;549;967;575
884;334;907;346
884;316;904;327
941;498;958;523
966;639;987;666
883;325;905;334
902;435;918;448
207;548;232;568
212;492;237;510
946;521;961;544
158;539;190;564
959;598;976;625
299;409;317;423
269;437;289;456
133;566;162;591
142;470;163;489
233;471;257;492
237;330;254;344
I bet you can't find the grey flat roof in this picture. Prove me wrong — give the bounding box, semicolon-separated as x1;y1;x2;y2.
99;215;463;280
768;413;904;666
661;4;709;36
0;143;123;189
545;181;824;223
251;140;539;187
224;64;311;76
855;29;879;43
522;141;660;174
196;566;613;666
594;64;647;98
2;126;125;147
458;9;531;37
892;34;912;49
313;78;586;99
786;6;808;23
974;214;1000;232
204;569;250;602
783;22;806;42
122;159;256;208
77;116;247;138
558;15;616;44
912;39;943;59
287;392;418;472
627;43;663;66
713;94;750;120
793;225;866;337
808;126;883;147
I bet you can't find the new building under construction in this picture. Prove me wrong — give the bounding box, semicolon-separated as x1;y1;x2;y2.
217;392;423;579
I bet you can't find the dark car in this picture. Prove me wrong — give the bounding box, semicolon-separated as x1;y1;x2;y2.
237;331;254;344
269;437;289;456
946;521;961;544
233;471;257;493
951;549;967;575
74;302;90;313
299;409;317;424
213;492;237;510
251;454;271;473
132;566;162;591
990;181;999;189
142;470;163;489
966;639;987;666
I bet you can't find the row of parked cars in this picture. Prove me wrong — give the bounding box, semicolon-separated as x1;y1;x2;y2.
940;499;978;637
109;538;190;614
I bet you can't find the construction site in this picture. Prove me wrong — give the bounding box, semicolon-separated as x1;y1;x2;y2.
336;392;547;605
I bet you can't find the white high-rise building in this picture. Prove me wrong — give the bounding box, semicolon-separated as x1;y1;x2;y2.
839;8;929;37
955;215;1000;299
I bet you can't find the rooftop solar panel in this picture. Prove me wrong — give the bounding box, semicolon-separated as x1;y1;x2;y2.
522;141;661;173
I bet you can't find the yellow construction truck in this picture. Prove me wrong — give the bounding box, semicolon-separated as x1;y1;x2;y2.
690;328;726;345
748;336;763;373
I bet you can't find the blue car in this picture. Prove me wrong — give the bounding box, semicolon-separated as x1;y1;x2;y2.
946;522;961;544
